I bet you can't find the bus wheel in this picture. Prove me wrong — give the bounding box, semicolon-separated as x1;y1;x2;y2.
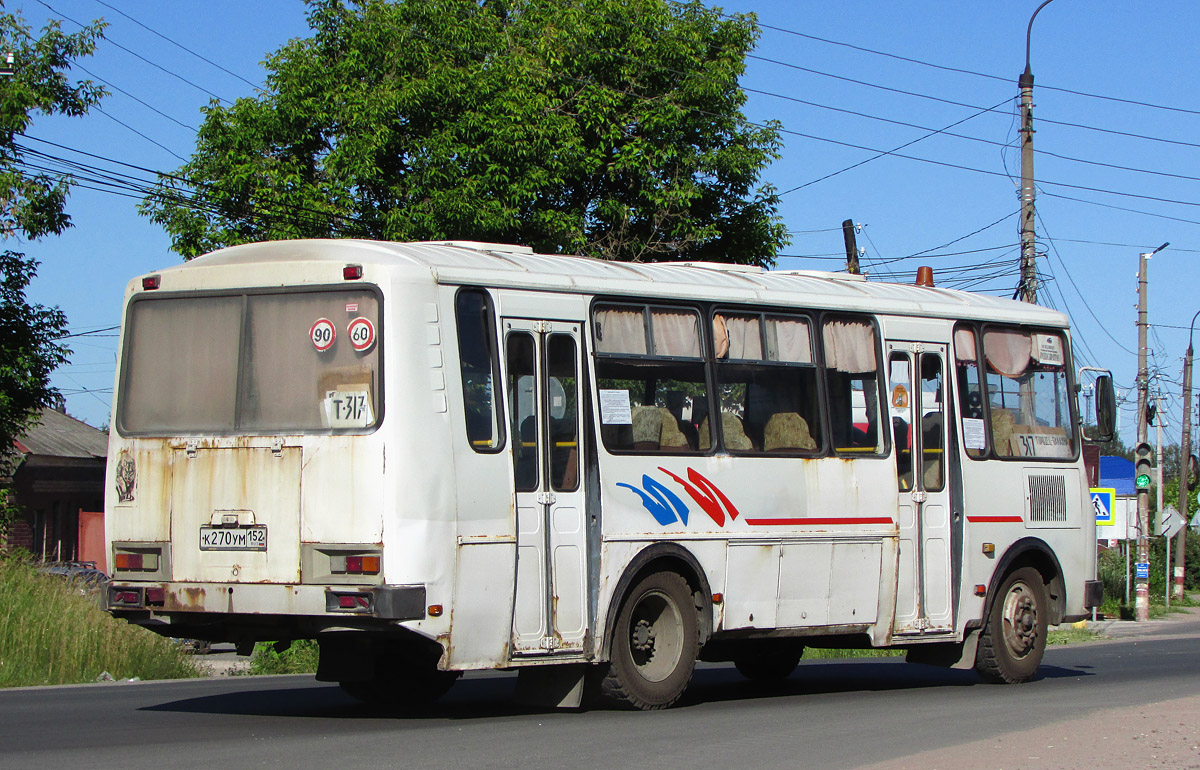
339;658;461;707
975;566;1048;684
602;571;698;710
735;641;804;682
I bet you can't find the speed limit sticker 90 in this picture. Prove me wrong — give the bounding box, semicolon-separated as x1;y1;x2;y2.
310;318;336;352
347;317;376;352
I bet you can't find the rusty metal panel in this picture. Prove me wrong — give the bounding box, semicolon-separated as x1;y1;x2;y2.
170;447;302;583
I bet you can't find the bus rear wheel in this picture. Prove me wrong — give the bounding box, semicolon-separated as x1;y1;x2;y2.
601;571;698;710
975;566;1048;684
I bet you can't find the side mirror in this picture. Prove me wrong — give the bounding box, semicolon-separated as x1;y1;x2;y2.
1094;374;1116;441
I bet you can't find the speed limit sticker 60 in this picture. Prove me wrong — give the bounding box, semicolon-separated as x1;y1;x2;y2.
348;317;376;352
310;318;336;352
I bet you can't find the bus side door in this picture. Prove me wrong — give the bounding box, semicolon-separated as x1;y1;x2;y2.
504;319;589;655
888;342;955;635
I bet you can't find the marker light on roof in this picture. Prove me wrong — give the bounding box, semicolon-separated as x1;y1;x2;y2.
343;264;363;280
142;275;161;290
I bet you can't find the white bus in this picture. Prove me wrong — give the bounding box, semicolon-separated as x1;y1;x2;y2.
105;239;1112;709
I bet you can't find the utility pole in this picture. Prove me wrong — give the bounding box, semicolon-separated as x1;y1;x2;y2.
1017;0;1056;304
1135;243;1169;621
1177;310;1200;601
842;219;861;275
1156;392;1168;607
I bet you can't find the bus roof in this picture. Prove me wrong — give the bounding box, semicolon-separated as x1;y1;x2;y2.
172;239;1068;327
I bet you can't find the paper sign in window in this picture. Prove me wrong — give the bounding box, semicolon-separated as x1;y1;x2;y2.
323;390;373;428
599;389;633;425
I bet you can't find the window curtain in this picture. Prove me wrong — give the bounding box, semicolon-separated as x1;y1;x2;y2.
822;319;877;373
954;328;978;363
594;307;647;355
651;309;702;358
983;330;1032;378
717;314;762;360
766;317;812;363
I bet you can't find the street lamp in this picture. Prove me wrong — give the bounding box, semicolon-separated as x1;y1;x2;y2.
1175;309;1200;600
1135;242;1168;621
1017;0;1057;305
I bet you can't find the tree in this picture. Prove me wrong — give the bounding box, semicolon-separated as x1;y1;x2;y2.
141;0;788;265
0;10;106;535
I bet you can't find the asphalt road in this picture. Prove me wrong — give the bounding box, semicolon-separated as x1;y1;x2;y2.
3;621;1198;770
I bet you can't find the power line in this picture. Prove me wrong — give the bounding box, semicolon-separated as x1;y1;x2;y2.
747;51;1200;152
742;13;1200;118
91;0;261;91
35;0;233;105
71;60;198;132
778;98;1009;194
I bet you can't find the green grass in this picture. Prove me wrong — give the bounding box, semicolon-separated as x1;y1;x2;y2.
1047;625;1098;645
0;555;201;687
802;646;905;659
249;639;319;675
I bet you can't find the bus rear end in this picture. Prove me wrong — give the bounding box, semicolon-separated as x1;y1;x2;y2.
103;256;419;648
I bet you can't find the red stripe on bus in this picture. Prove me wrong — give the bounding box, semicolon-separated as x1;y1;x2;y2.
743;517;895;526
967;516;1024;523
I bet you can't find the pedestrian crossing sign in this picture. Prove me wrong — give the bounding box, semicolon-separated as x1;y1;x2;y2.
1091;487;1116;526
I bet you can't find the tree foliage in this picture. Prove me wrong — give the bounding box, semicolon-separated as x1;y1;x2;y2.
0;10;105;506
142;0;788;264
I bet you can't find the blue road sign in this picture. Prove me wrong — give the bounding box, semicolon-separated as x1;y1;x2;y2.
1091;488;1116;526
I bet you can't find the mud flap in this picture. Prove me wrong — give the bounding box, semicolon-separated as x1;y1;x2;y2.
514;663;589;709
904;629;980;670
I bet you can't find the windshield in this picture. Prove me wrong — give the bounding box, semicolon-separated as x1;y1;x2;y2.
118;288;381;435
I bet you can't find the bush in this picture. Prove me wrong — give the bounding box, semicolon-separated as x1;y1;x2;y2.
0;555;201;687
1097;535;1200;617
249;639;319;675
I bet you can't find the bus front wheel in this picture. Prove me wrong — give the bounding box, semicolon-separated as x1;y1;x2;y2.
975;566;1048;684
601;570;698;710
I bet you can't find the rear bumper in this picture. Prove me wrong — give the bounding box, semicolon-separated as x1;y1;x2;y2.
106;581;426;621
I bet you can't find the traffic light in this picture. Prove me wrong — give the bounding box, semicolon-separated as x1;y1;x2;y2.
1134;442;1153;491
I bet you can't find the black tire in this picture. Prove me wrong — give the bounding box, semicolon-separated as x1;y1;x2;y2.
975;566;1048;684
734;642;804;682
339;656;461;707
601;571;698;710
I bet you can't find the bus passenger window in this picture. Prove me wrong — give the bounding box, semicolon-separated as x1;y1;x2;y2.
547;335;579;493
823;317;883;455
888;353;913;490
594;303;708;454
456;289;504;452
711;312;821;455
507;333;538;492
920;353;945;491
954;327;987;459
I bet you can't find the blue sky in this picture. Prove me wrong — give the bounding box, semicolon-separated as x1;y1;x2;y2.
13;0;1200;449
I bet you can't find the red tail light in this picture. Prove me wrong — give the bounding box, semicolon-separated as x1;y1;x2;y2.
115;553;143;571
142;274;161;290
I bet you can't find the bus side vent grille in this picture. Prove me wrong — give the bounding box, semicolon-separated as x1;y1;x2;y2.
1028;475;1067;522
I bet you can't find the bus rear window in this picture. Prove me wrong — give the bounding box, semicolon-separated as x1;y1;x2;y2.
118;289;381;435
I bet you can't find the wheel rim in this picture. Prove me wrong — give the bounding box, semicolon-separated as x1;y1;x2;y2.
627;589;684;683
1000;580;1039;660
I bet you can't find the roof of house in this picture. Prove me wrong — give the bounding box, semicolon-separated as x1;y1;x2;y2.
1099;455;1136;496
12;408;108;460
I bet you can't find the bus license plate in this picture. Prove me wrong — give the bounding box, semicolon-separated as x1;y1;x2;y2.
199;526;267;551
